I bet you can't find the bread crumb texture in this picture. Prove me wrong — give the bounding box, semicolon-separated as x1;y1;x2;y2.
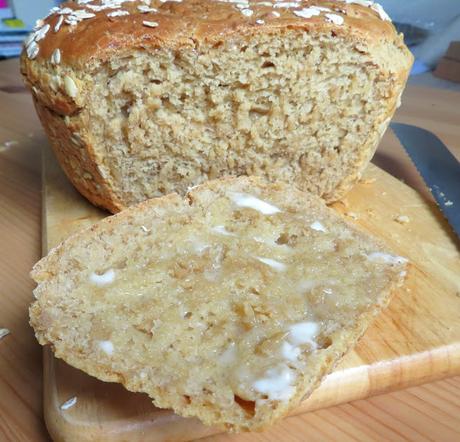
30;177;407;431
20;0;413;213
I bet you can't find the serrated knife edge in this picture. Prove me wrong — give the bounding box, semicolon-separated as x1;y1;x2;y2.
390;122;460;239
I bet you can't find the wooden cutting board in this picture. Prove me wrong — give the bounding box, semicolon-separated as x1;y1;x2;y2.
41;144;460;442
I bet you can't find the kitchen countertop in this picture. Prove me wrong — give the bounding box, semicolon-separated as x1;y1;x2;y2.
0;57;459;441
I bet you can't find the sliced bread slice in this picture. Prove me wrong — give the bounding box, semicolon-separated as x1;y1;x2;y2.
30;177;407;431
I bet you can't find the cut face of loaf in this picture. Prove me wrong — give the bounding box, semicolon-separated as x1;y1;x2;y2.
30;177;407;431
20;0;413;212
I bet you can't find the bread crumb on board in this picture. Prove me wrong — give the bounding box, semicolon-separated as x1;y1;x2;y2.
359;177;377;185
0;140;18;152
394;215;410;224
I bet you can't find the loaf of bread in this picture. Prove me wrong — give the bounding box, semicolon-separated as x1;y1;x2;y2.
30;176;407;431
20;0;413;213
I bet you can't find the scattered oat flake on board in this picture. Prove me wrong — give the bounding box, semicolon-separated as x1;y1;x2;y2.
0;328;10;340
60;396;77;410
445;200;453;207
394;215;410;224
359;177;376;185
4;140;19;148
0;141;17;152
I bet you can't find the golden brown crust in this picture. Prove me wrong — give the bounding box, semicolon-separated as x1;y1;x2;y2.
24;1;396;67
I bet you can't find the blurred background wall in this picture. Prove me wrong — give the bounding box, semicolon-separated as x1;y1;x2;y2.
382;0;460;69
9;0;57;28
382;0;460;31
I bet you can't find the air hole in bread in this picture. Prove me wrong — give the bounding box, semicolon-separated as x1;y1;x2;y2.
121;102;131;118
249;105;270;116
261;61;275;69
276;232;298;246
318;336;333;349
234;395;256;417
275;233;289;245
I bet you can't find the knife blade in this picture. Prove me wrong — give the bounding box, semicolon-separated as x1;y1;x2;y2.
390;122;460;238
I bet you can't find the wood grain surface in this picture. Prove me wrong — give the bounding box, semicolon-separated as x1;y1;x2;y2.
1;58;460;441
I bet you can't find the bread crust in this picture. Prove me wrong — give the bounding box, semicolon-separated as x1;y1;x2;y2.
23;1;397;66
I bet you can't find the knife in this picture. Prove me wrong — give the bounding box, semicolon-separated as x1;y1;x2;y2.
390;122;460;238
